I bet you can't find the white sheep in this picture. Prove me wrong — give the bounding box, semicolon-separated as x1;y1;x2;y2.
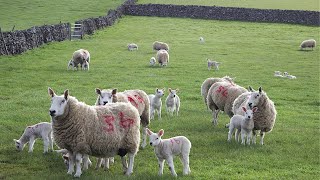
300;39;316;50
127;43;138;51
283;72;297;79
199;37;205;43
207;59;220;70
14;122;53;153
67;49;90;70
232;87;277;145
228;107;258;145
150;57;156;66
153;41;169;51
146;128;191;176
156;49;169;66
48;88;140;177
274;71;283;77
165;88;180;116
148;88;165;120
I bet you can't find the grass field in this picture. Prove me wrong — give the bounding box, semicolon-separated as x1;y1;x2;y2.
0;0;125;31
139;0;320;11
0;14;319;179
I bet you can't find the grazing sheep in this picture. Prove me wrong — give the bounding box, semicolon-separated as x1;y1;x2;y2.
300;39;316;50
128;43;138;51
48;88;140;177
156;50;169;66
207;59;221;71
232;87;277;145
199;37;205;43
227;107;258;145
200;76;235;109
165;88;180;116
146;128;191;176
149;88;165;120
153;41;169;51
14;122;53;153
67;49;90;71
274;71;283;77
150;57;156;66
95;88;150;149
207;81;247;125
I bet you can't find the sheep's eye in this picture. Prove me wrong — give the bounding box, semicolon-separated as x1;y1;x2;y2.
156;138;158;140
62;100;65;103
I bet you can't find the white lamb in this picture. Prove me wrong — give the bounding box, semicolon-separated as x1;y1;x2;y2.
283;72;297;79
14;122;53;153
207;59;220;71
148;88;165;120
274;71;283;77
146;128;191;176
300;39;316;50
199;37;205;43
165;88;180;116
228;107;258;145
128;43;138;51
150;57;156;66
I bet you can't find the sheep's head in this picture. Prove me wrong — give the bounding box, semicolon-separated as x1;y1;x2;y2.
168;88;179;98
242;106;258;120
156;88;165;98
13;139;24;151
96;88;115;105
48;87;69;117
247;87;263;109
146;128;164;146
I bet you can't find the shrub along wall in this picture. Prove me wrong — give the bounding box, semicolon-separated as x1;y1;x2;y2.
123;4;320;26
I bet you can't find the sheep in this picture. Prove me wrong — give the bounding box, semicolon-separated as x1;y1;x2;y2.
67;49;90;70
14;122;53;153
227;107;258;145
156;50;169;66
283;72;297;79
165;88;180;116
200;76;235;109
207;59;221;71
95;88;150;149
207;81;247;125
127;43;138;51
67;59;75;70
199;37;205;43
48;88;140;177
146;128;191;176
232;87;277;145
274;71;283;77
150;57;156;66
300;39;316;50
153;41;169;51
149;88;165;120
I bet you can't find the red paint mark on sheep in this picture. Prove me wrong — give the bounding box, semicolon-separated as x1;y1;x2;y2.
119;112;134;129
170;138;181;145
103;115;115;132
128;96;138;108
216;86;228;97
134;94;144;104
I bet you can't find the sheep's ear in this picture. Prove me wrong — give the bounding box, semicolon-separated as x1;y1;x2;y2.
252;107;258;113
158;129;164;137
248;86;254;92
168;88;172;92
176;88;179;92
96;88;101;95
48;87;55;97
156;88;159;92
258;87;262;94
64;89;69;100
163;88;165;92
13;139;19;144
112;89;117;95
242;106;247;112
146;128;153;136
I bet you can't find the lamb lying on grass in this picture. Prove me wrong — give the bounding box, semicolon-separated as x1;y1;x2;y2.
14;122;53;153
146;128;191;177
128;43;138;51
199;37;205;43
283;72;297;79
274;71;283;77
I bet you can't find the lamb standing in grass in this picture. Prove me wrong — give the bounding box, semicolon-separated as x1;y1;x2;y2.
228;107;258;145
150;57;156;66
156;50;169;66
153;41;169;51
67;49;90;70
149;88;165;120
146;128;191;177
207;59;220;71
48;88;140;177
165;88;180;116
300;39;316;50
128;43;138;51
14;122;53;153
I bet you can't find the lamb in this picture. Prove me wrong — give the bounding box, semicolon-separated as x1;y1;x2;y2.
207;81;247;125
274;71;283;77
156;49;169;66
148;88;165;120
200;76;235;109
232;87;277;145
127;43;138;51
165;88;180;116
300;39;316;50
146;128;191;176
227;107;258;145
14;122;53;153
55;149;93;170
95;88;150;149
150;57;156;66
67;49;90;71
199;37;205;43
283;72;297;79
153;41;169;51
48;88;140;177
207;59;221;71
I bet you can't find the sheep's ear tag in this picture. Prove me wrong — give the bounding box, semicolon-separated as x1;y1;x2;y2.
64;89;69;100
158;129;164;137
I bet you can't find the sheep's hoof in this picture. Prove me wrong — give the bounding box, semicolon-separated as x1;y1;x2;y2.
74;173;81;178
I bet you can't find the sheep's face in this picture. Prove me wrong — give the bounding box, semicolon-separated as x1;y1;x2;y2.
242;107;258;120
168;88;178;98
96;89;114;105
14;139;24;151
146;128;164;147
155;89;165;98
247;87;263;109
48;88;69;117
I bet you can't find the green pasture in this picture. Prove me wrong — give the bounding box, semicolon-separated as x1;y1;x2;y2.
139;0;320;11
0;15;319;179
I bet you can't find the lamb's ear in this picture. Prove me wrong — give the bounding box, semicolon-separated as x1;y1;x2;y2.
96;88;101;95
176;88;179;93
248;86;254;92
252;107;258;113
242;106;247;112
168;88;172;92
156;88;159;92
64;89;69;100
112;89;117;95
258;87;262;94
146;128;153;136
158;129;164;137
13;139;19;144
163;88;165;92
48;87;55;97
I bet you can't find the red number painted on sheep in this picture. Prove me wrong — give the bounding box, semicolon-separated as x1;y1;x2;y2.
216;86;228;97
119;112;135;129
103;115;115;133
127;96;138;108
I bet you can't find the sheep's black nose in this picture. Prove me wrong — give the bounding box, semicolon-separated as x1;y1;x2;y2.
248;103;252;108
49;110;56;116
173;95;176;98
248;116;251;119
103;101;108;105
150;142;153;146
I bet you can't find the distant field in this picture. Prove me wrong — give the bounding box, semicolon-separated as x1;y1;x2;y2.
139;0;320;11
0;0;125;31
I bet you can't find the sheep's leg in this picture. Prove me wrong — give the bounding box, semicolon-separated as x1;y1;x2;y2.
121;156;128;174
157;108;162;120
260;131;265;145
82;154;89;171
95;158;103;170
158;158;165;176
227;126;234;142
104;158;110;171
247;131;252;145
252;130;257;144
67;153;75;175
241;130;246;145
212;109;220;125
141;127;147;149
74;153;82;177
235;129;241;142
166;156;177;177
109;157;114;164
42;136;49;153
125;153;135;176
150;108;155;120
28;136;35;153
181;153;190;175
48;133;53;151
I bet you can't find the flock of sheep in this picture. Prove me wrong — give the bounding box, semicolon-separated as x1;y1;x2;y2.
13;37;316;178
